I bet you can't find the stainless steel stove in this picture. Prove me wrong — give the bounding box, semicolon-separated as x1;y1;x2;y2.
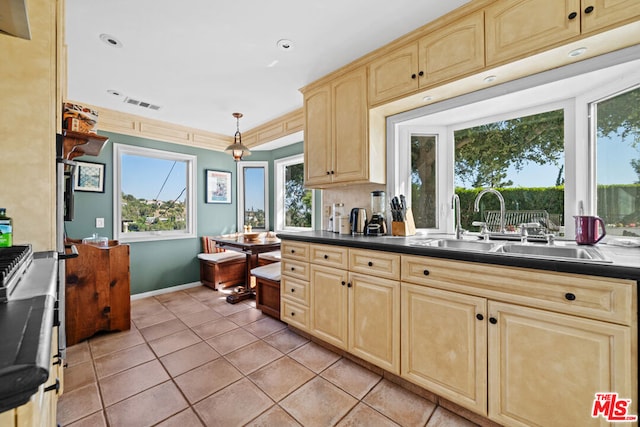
0;245;33;302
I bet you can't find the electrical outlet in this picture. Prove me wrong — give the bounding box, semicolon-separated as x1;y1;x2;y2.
324;205;331;217
96;217;105;228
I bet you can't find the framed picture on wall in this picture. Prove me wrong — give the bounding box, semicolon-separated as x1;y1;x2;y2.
75;161;105;193
206;169;232;204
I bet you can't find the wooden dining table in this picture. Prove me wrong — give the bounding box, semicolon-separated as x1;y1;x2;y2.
213;233;281;303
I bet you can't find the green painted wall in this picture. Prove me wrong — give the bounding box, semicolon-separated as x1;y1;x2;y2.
65;131;305;295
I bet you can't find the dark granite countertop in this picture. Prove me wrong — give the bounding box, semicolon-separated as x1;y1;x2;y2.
0;251;58;413
276;231;640;282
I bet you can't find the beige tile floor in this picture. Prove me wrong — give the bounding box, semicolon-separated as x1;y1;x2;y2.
57;285;480;427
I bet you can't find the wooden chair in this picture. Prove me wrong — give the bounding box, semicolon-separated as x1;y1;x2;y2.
198;236;246;290
250;262;281;319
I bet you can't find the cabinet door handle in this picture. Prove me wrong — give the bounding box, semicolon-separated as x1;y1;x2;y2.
291;267;295;271
423;269;430;276
476;313;484;321
418;71;424;77
326;171;331;175
367;261;373;267
341;281;346;286
489;317;497;324
324;254;329;259
568;11;578;19
44;379;60;394
347;282;352;288
411;73;417;79
565;292;576;301
290;249;295;253
290;288;295;293
291;312;295;316
331;171;335;175
584;5;594;14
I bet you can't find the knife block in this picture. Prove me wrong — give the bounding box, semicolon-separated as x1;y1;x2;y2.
391;208;416;236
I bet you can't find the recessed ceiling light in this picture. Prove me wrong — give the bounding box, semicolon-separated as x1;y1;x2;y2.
422;95;433;102
483;75;497;83
568;47;587;57
107;89;122;96
267;60;279;68
99;33;123;48
277;39;293;51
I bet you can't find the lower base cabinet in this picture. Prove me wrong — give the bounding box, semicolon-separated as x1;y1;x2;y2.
401;284;487;414
0;327;63;427
402;284;634;427
489;301;632;427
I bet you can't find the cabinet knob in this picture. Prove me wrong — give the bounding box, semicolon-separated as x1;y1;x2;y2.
290;288;295;292
291;312;295;316
423;269;430;276
489;317;498;324
324;254;329;259
341;281;346;286
565;292;576;301
584;5;594;14
291;249;295;253
368;261;373;267
411;73;417;79
291;267;295;271
568;11;578;19
326;171;331;175
476;313;484;321
418;71;424;77
347;282;352;288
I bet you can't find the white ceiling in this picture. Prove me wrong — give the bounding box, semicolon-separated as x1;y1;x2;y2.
65;0;470;144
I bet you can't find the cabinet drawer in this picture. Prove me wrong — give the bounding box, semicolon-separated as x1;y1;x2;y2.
349;249;400;280
281;300;309;330
282;276;309;306
282;259;309;281
281;241;310;261
310;244;349;269
401;255;634;325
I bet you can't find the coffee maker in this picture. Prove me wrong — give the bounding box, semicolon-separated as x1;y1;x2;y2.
365;191;387;236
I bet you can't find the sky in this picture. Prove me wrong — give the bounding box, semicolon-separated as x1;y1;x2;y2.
122;155;187;202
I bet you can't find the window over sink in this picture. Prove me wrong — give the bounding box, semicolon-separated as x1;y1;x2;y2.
388;51;640;241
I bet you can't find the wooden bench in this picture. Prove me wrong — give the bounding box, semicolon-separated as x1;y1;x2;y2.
258;250;281;266
198;236;246;290
250;262;281;319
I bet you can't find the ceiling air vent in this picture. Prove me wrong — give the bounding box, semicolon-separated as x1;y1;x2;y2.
123;97;161;111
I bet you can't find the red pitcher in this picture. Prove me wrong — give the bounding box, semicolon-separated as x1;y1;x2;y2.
574;215;606;245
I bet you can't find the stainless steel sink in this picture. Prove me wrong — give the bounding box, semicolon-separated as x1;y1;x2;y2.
493;244;611;262
408;238;498;251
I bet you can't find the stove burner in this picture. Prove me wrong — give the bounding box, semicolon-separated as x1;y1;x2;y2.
0;245;33;302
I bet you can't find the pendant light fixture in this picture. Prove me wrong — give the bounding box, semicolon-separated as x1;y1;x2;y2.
225;112;251;161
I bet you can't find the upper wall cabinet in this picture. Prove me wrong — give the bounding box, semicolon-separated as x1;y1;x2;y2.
368;11;485;106
303;67;385;188
485;0;640;66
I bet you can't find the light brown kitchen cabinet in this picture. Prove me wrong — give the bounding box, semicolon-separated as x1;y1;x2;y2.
310;264;349;348
280;242;310;331
485;0;640;66
400;254;636;427
0;327;63;427
368;11;484;106
65;241;131;346
401;284;487;415
303;67;384;188
488;301;632;427
307;245;401;373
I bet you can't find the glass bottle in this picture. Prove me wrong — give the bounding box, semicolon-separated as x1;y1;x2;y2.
0;208;13;248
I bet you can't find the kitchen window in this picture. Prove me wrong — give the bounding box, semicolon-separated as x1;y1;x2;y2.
591;85;640;239
113;144;196;242
274;154;314;231
237;161;269;230
388;53;639;239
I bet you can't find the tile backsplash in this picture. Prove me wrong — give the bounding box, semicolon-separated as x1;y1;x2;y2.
321;183;386;230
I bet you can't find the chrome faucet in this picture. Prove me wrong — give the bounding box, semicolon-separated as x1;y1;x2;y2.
452;194;465;239
473;188;506;234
